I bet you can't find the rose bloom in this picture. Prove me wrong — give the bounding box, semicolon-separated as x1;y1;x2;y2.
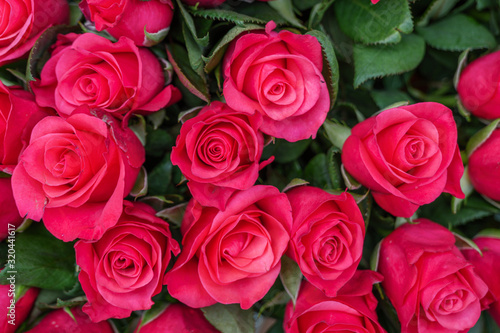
80;0;174;46
462;234;500;327
0;81;53;174
182;0;271;7
0;178;24;240
286;186;365;297
133;303;220;333
165;185;292;309
378;219;492;333
25;307;114;332
75;200;180;322
171;101;271;210
284;270;386;333
457;50;500;119
342;102;464;217
0;0;69;66
31;33;181;119
468;128;500;201
0;280;38;333
12;112;145;241
222;21;330;142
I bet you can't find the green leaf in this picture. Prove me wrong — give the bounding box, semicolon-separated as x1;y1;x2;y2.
202;304;255;333
465;118;500;157
0;223;77;290
323;120;351;151
334;0;413;45
476;228;500;240
306;29;339;107
370;241;382;271
282;178;309;193
167;43;210;102
416;14;496;51
417;0;461;27
453;49;470;90
144;26;170;47
68;3;83;26
156;203;188;227
262;139;311;164
137;302;169;332
182;22;205;77
371;90;413;109
353;34;425;88
340;164;361;190
453;232;482;255
308;0;336;30
174;0;209;47
190;8;267;26
268;0;305;29
148;153;173;196
279;255;302;305
327;147;342;189
26;25;80;81
451;166;474;213
304;153;333;189
130;166;148;198
203;24;262;73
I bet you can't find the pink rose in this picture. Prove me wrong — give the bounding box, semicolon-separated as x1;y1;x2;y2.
284;270;386;333
378;219;492;333
468;129;500;201
342;102;464;217
462;234;500;327
0;280;38;333
25;307;114;332
165;185;292;309
222;21;330;142
80;0;174;46
134;303;220;333
31;33;181;119
0;0;69;66
0;178;24;240
12;112;145;241
171;101;272;210
75;201;179;322
0;81;53;174
286;186;365;297
457;50;500;119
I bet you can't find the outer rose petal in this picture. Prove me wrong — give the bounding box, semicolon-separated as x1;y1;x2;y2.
24;307;114;332
0;281;38;333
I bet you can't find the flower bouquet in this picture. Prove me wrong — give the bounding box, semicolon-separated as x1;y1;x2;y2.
1;0;500;332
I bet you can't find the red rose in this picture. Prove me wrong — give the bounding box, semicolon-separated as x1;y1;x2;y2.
75;201;179;322
12;112;144;241
0;0;69;66
378;219;492;333
0;81;52;174
0;178;24;240
165;185;292;309
342;102;464;217
25;307;114;332
457;50;500;120
0;280;38;333
462;234;500;327
286;186;365;297
80;0;174;46
171;101;272;210
284;270;386;333
133;303;220;333
31;33;181;119
222;21;330;142
468;128;500;201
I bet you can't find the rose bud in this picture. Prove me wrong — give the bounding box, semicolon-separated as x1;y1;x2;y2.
165;185;292;309
286;186;365;297
378;219;493;333
468;128;500;202
80;0;174;47
222;21;330;142
75;200;179;322
0;280;39;333
25;307;114;332
284;270;386;333
457;50;500;120
0;81;53;174
0;178;24;240
12;112;145;241
31;33;181;120
134;303;220;333
0;0;69;66
171;101;272;210
462;233;500;327
342;102;464;217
